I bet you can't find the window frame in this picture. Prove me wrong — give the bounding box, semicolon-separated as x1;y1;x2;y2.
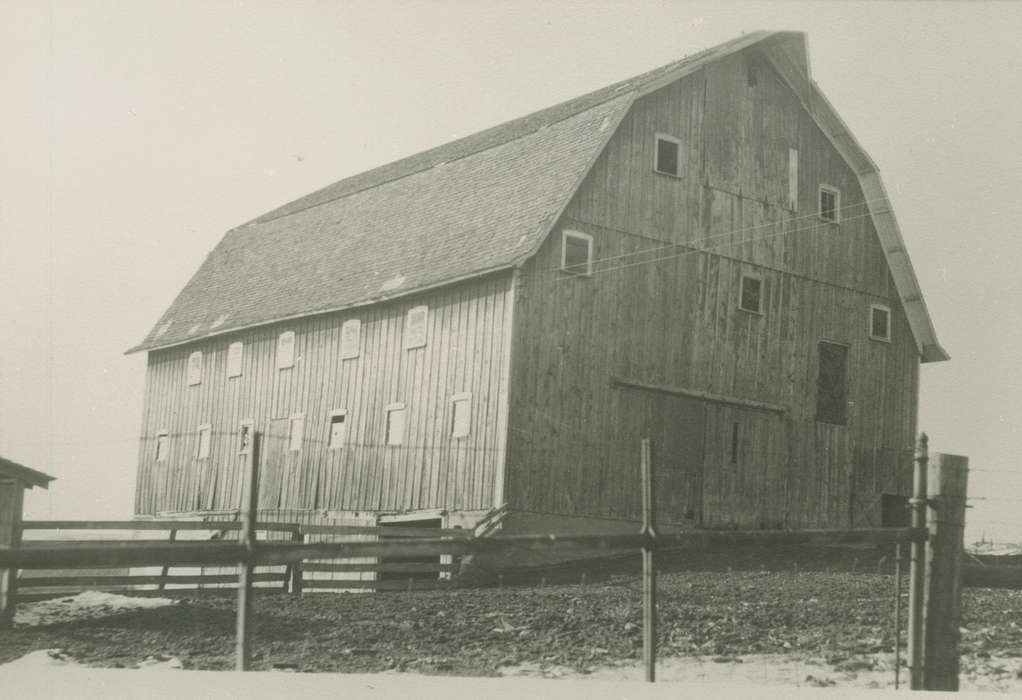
155;429;170;462
187;351;203;386
385;402;407;446
288;413;305;452
653;132;684;178
738;273;765;315
451;392;472;439
196;423;212;461
277;330;296;369
340;319;361;360
404;307;428;350
226;341;244;378
560;229;594;277
327;408;348;449
869;303;892;343
818;184;841;223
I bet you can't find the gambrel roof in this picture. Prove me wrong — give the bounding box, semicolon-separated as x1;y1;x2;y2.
129;31;947;362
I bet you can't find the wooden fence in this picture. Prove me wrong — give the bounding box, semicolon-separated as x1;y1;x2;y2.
0;432;975;691
16;519;469;599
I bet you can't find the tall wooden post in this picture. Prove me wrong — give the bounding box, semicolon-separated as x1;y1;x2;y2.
923;453;969;691
893;543;902;689
289;528;304;595
907;433;928;690
0;479;25;628
640;437;657;683
236;431;260;671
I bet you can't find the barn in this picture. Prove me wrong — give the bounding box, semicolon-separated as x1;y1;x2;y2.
127;31;946;536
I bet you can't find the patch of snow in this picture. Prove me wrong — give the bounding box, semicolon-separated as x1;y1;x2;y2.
209;313;230;329
379;274;407;293
502;652;1022;692
136;654;184;670
2;649;85;669
14;591;178;628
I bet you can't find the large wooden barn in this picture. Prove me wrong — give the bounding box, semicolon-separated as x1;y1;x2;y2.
128;31;946;535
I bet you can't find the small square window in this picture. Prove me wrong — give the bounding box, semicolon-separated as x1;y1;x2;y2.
561;230;593;276
227;342;243;377
187;351;203;386
196;424;212;460
386;403;406;446
155;430;169;462
451;393;471;438
870;304;891;342
739;275;763;314
288;414;305;451
819;185;841;223
405;307;428;349
328;409;347;448
654;133;683;177
277;331;296;369
340;319;361;360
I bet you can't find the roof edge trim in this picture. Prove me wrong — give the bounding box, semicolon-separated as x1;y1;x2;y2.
762;46;947;363
512;94;637;266
126;264;516;355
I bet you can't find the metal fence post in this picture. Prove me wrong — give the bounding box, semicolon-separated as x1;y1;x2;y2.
640;437;657;683
907;433;928;690
236;431;260;671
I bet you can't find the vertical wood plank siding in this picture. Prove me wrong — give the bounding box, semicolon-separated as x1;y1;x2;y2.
135;274;513;516
506;53;919;529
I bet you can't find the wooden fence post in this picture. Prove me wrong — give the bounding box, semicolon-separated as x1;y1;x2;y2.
923;453;969;691
0;479;25;628
640;437;657;683
907;433;928;690
290;528;304;595
158;529;177;592
236;431;260;671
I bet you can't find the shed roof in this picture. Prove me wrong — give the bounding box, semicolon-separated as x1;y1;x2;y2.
128;31;946;362
0;457;55;489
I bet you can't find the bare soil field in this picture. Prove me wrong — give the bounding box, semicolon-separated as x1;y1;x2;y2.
2;546;1021;690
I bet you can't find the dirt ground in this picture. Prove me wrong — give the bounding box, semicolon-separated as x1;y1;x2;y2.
2;546;1021;690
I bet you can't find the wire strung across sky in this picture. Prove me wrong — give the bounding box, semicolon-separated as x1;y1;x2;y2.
536;192;895;279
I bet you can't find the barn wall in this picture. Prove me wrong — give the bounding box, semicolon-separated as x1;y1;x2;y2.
505;50;919;529
135;273;514;517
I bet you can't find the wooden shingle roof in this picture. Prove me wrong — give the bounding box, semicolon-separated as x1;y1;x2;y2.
128;32;773;354
128;31;946;361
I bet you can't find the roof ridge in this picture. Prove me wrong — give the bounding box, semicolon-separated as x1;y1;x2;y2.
245;89;639;229
235;33;772;231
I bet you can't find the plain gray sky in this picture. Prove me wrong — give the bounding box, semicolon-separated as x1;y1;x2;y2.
2;1;1020;541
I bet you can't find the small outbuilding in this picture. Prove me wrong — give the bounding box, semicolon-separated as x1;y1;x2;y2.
0;456;55;626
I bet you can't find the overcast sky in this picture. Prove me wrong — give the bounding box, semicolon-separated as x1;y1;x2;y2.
2;1;1020;542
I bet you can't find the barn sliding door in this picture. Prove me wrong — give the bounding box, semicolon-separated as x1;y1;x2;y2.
256;418;289;511
650;395;706;527
617;388;706;526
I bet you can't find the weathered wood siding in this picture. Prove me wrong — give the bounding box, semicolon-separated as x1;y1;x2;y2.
135;274;514;517
506;51;919;529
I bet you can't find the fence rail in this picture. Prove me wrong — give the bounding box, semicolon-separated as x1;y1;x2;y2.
11;517;462;596
2;527;925;570
0;432;971;690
